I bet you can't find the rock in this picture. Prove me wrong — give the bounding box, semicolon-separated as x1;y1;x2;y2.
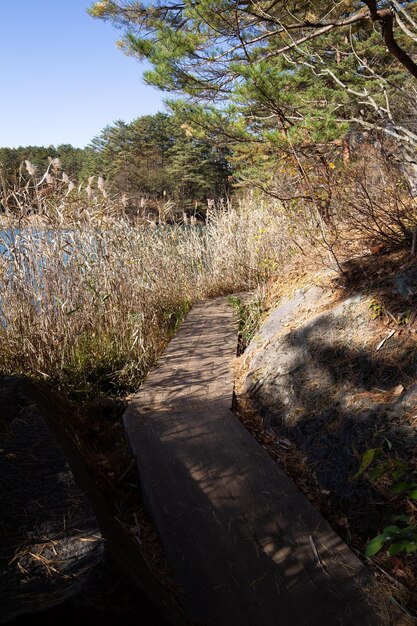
242;274;417;533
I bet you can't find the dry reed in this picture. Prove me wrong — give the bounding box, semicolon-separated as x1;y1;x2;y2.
0;194;286;397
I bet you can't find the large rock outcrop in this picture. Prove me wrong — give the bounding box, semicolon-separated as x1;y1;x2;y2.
242;267;417;536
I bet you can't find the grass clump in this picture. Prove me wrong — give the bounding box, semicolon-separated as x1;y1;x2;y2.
228;294;264;354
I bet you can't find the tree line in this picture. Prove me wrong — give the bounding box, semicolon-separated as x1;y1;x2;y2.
0;113;232;208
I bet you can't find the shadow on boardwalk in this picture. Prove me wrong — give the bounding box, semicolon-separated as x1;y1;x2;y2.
124;298;387;626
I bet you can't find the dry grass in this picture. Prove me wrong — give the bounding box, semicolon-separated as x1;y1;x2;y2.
0;190;287;398
259;140;417;272
3;146;412;399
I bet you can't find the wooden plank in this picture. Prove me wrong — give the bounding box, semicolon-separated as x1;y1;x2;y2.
124;297;382;626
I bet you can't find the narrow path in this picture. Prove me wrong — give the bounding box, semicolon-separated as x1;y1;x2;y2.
124;297;382;626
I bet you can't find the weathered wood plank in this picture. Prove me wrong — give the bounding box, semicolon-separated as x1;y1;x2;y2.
124;297;382;626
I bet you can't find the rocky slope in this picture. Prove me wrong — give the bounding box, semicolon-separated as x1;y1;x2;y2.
238;256;417;615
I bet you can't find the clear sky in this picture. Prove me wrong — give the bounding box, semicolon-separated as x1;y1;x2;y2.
0;1;165;148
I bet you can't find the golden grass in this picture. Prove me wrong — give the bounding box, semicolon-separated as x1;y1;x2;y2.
0;197;287;397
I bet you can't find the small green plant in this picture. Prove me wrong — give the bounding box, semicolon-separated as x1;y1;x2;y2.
355;445;417;499
369;299;384;319
159;299;191;335
365;516;417;557
398;310;412;326
228;295;263;353
355;443;417;558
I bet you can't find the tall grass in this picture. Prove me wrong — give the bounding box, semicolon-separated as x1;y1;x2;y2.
0;198;286;398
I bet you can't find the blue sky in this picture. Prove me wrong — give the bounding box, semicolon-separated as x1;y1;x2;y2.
0;1;164;148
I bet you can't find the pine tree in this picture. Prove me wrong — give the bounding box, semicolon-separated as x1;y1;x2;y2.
88;1;417;159
82;112;231;202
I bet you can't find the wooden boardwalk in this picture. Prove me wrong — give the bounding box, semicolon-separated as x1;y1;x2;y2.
124;297;382;626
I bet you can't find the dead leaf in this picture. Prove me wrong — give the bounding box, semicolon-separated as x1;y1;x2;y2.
376;329;395;351
392;384;405;397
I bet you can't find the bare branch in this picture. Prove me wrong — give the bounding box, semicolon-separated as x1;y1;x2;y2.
263;10;370;60
390;0;417;32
